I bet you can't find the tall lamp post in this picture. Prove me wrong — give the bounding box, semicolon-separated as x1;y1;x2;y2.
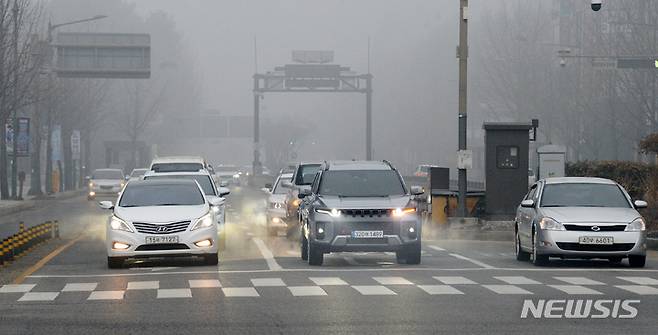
457;0;469;217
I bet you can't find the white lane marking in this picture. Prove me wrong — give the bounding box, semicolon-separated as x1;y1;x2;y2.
18;292;59;301
87;291;124;300
189;279;221;288
615;285;658;295
373;276;414;285
126;281;159;290
549;285;603;295
343;256;360;266
433;276;478;285
288;286;327;296
157;288;192;299
251;278;286;287
428;245;446;252
494;276;542;285
252;238;282;271
222;287;259;297
62;283;98;292
417;285;464;295
617;276;658;285
554;277;605;285
309;277;349;286
0;284;36;293
352;285;397;295
448;253;495;269
482;285;533;295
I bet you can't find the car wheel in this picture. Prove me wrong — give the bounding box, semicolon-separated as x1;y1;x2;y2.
404;244;422;265
515;229;530;261
107;256;125;269
628;255;646;268
532;228;548;266
301;232;308;261
204;253;219;266
307;241;323;266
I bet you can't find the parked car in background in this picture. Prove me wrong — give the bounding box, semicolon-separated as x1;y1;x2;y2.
515;177;648;267
266;172;293;236
100;179;222;268
127;168;149;182
88;168;125;200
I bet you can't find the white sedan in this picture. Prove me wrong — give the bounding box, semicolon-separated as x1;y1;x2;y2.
100;179;222;268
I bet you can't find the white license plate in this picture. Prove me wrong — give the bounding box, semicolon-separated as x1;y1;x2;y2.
145;235;179;244
351;230;384;238
578;236;614;245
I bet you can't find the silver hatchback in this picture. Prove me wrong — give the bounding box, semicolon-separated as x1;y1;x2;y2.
515;177;647;267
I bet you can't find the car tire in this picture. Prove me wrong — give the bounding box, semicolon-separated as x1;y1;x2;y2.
532;228;548;266
404;244;422;265
628;255;646;268
515;230;530;261
107;256;124;269
301;233;309;261
204;253;219;266
307;241;323;266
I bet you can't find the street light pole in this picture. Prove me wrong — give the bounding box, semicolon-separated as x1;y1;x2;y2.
457;0;469;217
10;0;19;199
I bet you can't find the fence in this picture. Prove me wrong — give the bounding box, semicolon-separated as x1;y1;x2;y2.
0;221;60;267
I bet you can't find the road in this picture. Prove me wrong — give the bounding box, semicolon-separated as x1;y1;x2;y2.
1;187;658;334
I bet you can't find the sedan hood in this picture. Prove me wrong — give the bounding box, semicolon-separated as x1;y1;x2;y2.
541;207;640;224
114;204;208;223
319;195;411;209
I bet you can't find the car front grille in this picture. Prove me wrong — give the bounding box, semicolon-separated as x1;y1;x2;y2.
556;242;635;252
132;221;191;234
135;244;190;251
336;222;397;235
563;224;627;232
342;209;392;218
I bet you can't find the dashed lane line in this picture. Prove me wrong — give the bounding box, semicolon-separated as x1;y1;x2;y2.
448;253;495;269
252;238;283;271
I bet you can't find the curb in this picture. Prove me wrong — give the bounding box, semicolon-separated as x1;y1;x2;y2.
0;202;35;217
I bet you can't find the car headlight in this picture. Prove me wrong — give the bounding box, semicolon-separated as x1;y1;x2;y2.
292;199;301;207
316;208;341;217
191;212;214;231
89;182;94;188
625;218;646;232
539;217;565;231
233;174;240;179
109;216;133;232
392;207;416;217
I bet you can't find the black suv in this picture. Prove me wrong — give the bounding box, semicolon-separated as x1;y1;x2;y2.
299;161;424;266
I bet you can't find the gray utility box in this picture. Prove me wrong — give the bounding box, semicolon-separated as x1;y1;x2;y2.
484;122;535;218
537;144;566;179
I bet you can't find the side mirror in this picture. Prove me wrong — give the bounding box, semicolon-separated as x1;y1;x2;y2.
218;187;231;197
208;196;224;207
98;201;114;210
521;199;535;208
410;186;424;196
298;189;311;199
634;200;648;209
219;180;229;187
265;183;272;190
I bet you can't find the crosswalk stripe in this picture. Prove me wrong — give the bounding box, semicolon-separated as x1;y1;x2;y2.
433;276;477;285
549;285;603;295
494;276;542;285
251;278;285;287
18;292;59;301
222;287;259;297
615;285;658;295
482;285;533;295
62;283;98;292
352;285;397;295
617;277;658;285
288;286;327;296
157;288;192;299
417;285;463;295
309;277;349;286
189;279;221;288
0;284;36;293
554;277;604;285
373;277;414;285
127;281;159;290
87;291;124;300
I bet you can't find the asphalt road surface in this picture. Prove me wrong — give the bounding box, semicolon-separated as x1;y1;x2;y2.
1;187;658;334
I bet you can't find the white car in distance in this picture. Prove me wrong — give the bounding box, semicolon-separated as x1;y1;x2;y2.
100;179;222;268
88;168;125;200
265;172;293;236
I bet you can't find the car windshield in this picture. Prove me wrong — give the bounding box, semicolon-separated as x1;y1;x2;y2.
318;170;405;197
273;177;291;194
540;183;631;208
144;175;216;195
295;164;321;185
151;163;203;172
92;170;123;180
119;183;204;207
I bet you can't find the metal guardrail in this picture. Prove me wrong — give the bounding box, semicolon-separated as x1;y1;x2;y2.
0;220;59;267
